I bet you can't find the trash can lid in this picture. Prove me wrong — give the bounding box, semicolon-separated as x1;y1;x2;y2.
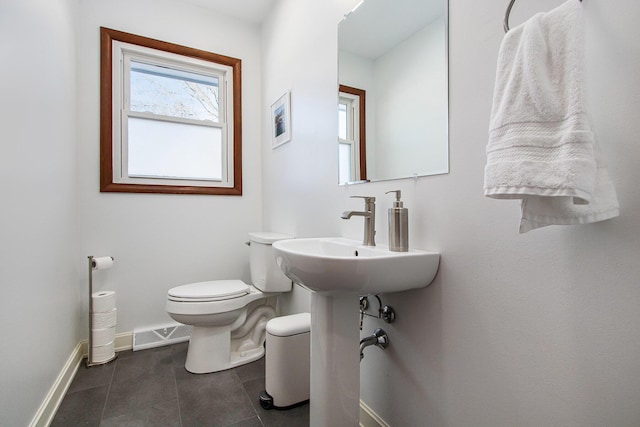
267;312;311;337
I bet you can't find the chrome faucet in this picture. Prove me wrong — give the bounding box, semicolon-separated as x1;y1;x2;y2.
341;196;376;246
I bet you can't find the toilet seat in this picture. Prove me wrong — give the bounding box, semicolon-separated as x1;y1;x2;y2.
167;281;271;317
168;280;250;302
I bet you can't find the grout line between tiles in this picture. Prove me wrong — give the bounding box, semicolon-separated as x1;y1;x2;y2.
98;356;118;424
173;361;184;427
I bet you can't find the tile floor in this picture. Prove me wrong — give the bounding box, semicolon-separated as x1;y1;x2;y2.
51;342;309;426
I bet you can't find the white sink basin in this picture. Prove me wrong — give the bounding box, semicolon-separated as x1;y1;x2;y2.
272;237;440;294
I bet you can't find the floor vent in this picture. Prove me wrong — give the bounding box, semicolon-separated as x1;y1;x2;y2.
133;324;192;351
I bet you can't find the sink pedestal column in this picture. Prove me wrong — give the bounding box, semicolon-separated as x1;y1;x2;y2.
310;293;360;427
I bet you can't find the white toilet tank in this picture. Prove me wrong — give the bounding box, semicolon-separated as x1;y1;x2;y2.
248;232;293;292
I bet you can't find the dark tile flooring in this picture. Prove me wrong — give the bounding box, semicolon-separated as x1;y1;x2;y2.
52;342;309;427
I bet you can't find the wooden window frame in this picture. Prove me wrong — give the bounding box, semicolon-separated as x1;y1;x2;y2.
339;84;366;181
100;27;242;195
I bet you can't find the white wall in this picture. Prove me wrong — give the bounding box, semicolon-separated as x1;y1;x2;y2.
0;1;80;425
375;17;448;179
262;0;640;426
76;0;264;334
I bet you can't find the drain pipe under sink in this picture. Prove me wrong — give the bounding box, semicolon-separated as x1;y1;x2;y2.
359;328;389;361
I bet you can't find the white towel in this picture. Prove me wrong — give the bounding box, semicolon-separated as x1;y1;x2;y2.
485;0;619;233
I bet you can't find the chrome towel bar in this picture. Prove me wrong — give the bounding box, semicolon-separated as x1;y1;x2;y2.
504;0;583;33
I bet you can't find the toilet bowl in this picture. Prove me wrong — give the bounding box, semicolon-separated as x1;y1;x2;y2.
166;232;293;374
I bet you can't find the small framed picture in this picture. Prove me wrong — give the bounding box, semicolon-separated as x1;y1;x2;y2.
271;91;292;149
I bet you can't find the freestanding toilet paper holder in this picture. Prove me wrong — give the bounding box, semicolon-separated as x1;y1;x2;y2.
86;255;118;367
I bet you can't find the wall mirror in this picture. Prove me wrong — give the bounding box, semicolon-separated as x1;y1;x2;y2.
338;0;449;184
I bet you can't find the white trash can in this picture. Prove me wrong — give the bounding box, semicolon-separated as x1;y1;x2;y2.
259;312;311;409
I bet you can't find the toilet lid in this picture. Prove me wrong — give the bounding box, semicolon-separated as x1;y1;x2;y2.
168;280;250;302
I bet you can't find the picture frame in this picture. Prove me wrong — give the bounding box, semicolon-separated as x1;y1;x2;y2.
271;91;292;149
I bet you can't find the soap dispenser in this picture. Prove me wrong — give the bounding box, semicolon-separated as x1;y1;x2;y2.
385;190;408;252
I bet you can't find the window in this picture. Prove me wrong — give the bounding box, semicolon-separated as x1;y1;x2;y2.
338;85;366;184
100;27;242;195
338;99;354;183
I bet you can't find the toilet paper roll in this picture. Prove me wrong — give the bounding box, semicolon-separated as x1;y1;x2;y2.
91;342;115;363
92;327;116;347
92;291;116;313
92;308;117;329
91;256;114;271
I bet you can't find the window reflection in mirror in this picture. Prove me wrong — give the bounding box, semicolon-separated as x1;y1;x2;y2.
339;85;366;184
338;0;449;184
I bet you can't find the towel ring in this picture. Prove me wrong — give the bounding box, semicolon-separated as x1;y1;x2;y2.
504;0;582;33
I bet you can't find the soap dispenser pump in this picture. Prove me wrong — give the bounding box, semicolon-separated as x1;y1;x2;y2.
385;190;408;252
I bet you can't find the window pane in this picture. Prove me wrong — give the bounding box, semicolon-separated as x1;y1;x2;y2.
130;61;219;122
338;103;347;140
339;143;352;184
128;117;222;180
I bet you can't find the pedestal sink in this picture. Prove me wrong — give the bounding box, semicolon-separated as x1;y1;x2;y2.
272;237;440;426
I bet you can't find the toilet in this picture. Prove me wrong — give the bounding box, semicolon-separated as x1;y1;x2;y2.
166;232;293;374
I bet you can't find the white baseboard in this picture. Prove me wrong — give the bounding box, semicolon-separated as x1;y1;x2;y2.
360;399;390;427
29;332;133;427
28;342;83;427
